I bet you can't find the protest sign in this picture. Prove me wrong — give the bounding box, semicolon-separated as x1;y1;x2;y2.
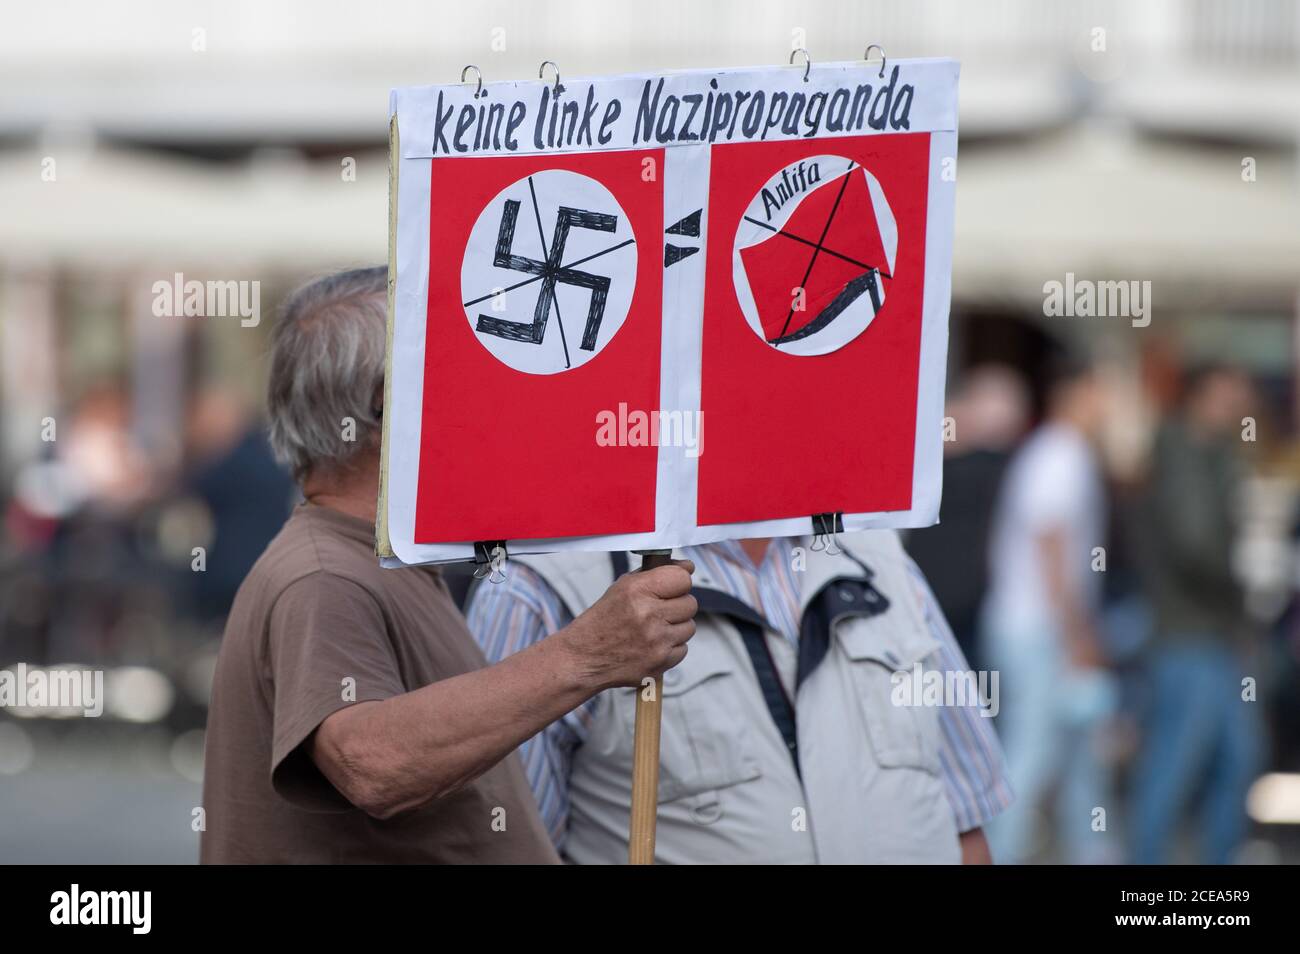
379;56;959;565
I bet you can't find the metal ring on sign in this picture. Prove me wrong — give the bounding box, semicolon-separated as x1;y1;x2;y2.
810;528;842;555
789;47;811;82
487;545;507;584
461;64;484;98
864;44;887;79
472;545;508;583
539;60;563;95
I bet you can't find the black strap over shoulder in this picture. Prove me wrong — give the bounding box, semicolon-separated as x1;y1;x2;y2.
607;552;803;766
734;618;801;777
607;553;891;780
691;587;801;777
609;551;630;578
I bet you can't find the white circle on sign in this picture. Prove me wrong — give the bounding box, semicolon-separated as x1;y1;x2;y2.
732;155;898;356
460;169;637;375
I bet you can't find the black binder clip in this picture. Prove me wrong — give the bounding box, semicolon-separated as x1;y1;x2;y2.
472;540;509;584
809;512;844;555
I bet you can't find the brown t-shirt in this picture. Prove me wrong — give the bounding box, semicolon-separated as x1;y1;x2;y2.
200;503;559;864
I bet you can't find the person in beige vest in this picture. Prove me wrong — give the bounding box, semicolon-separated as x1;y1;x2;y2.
469;530;1013;864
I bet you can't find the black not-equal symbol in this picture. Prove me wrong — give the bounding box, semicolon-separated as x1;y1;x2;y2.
663;209;702;268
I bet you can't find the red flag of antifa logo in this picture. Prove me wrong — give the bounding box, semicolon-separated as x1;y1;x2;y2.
734;154;898;356
699;133;930;528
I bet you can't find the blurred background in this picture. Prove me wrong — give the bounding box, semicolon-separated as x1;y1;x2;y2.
0;0;1298;863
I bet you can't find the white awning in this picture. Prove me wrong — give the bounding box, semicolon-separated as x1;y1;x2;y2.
0;146;387;271
954;126;1300;308
1;129;1296;312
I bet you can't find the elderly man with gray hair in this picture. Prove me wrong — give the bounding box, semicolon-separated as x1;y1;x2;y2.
200;266;697;864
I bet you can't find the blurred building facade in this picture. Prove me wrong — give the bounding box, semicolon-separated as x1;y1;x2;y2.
0;0;1297;862
1;0;1298;468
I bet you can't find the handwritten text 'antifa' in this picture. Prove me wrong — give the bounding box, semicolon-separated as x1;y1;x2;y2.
429;66;916;155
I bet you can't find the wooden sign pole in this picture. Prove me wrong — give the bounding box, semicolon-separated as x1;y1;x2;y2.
628;549;672;864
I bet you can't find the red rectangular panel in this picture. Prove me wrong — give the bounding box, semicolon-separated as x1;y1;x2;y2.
697;133;932;527
415;150;664;543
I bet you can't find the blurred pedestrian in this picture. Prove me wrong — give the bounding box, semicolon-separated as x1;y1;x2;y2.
981;353;1119;863
184;388;296;621
908;364;1031;668
1130;364;1261;864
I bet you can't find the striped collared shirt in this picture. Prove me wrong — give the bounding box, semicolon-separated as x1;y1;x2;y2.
467;538;1013;850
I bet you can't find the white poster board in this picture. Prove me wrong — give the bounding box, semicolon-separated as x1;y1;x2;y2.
380;57;959;565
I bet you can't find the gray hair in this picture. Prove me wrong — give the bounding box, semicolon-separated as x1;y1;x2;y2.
267;266;388;481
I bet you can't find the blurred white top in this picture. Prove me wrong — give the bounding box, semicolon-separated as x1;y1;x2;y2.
984;422;1106;635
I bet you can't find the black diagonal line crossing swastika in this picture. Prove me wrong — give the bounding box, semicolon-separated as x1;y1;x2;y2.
528;176;571;367
462;239;636;309
472;176;620;366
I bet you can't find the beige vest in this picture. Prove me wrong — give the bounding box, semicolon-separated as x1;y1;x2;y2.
516;531;961;864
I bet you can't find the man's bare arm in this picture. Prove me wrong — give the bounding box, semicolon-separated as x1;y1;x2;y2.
1038;526;1103;669
960;828;993;864
310;562;696;819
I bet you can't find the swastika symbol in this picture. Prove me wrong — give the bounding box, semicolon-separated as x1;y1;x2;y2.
463;173;635;372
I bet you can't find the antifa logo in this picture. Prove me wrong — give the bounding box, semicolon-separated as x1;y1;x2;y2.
733;155;898;357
